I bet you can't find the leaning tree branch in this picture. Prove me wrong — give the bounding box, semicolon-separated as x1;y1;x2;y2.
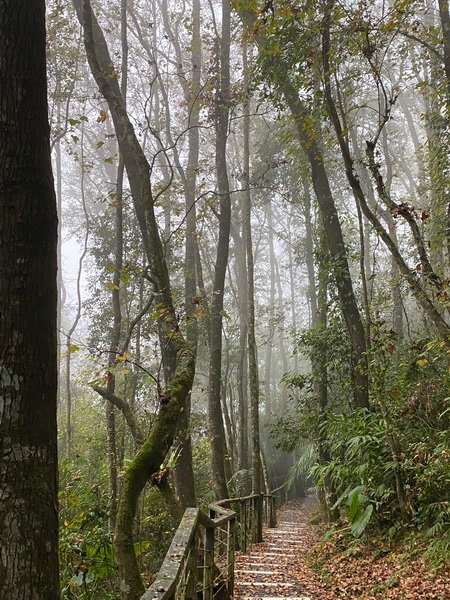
93;385;145;447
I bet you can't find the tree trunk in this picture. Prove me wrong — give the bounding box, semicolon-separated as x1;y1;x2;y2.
207;0;232;501
173;0;202;509
105;0;128;531
242;41;262;497
73;2;197;596
233;221;249;486
274;249;290;410
105;152;124;531
303;186;338;520
238;5;370;409
287;216;299;373
381;129;403;338
0;2;59;597
438;0;450;114
264;201;276;414
65;125;89;458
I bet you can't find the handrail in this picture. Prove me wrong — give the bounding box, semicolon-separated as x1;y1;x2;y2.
142;491;278;600
141;508;200;600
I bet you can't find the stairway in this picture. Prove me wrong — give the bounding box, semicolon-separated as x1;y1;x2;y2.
233;496;316;600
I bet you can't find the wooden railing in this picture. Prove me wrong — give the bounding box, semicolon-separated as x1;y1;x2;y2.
142;492;277;600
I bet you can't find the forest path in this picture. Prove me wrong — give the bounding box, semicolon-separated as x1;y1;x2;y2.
234;495;319;600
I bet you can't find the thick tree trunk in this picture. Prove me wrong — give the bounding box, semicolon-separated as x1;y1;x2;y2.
0;2;59;597
114;352;195;599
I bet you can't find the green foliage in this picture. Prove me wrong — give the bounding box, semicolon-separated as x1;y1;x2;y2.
192;436;215;504
272;326;450;567
59;456;178;598
331;485;374;538
59;460;118;599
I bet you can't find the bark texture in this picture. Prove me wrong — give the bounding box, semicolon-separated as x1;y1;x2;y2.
0;2;59;598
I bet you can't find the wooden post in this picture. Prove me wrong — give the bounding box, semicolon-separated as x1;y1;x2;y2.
227;517;236;598
249;497;254;543
241;501;247;553
203;526;214;600
268;495;276;528
186;546;197;600
257;494;263;543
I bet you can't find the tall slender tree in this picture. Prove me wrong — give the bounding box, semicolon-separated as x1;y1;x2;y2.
242;41;262;500
208;0;232;500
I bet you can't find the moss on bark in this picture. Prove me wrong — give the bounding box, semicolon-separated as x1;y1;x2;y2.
114;347;196;600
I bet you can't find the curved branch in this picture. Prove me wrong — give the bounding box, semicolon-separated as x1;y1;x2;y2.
93;386;145;447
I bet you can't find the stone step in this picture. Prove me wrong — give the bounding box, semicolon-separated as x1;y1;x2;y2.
237;562;287;568
246;552;297;557
236;582;300;588
235;570;279;575
266;529;302;534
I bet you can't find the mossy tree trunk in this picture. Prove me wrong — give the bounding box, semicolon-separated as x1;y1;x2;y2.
73;2;197;597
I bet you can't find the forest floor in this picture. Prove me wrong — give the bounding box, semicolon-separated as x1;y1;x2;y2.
234;496;450;599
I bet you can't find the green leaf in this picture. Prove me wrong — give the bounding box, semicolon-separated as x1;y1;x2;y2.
347;485;365;522
68;344;80;354
351;504;373;537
